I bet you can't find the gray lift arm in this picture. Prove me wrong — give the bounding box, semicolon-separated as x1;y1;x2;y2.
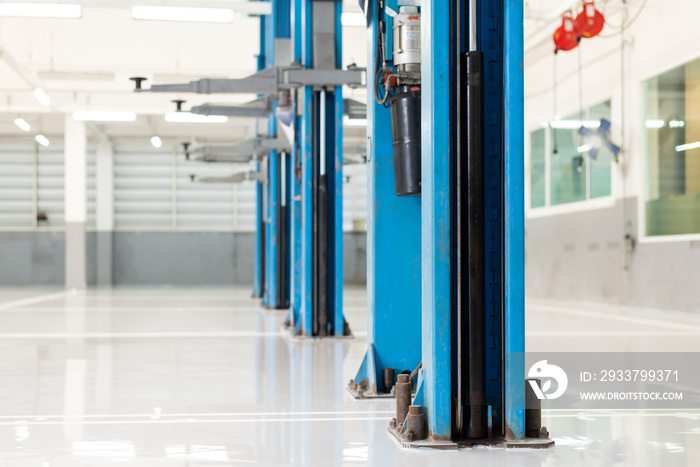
130;65;364;95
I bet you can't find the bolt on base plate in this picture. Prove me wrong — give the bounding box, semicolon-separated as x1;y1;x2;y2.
346;381;396;400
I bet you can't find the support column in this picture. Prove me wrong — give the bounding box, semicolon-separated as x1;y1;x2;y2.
350;0;422;398
504;0;526;440
422;0;452;441
95;141;114;286
64;116;87;289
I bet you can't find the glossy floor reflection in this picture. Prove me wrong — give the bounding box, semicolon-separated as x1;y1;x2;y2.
0;287;697;466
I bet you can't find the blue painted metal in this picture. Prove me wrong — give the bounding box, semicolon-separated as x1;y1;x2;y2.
288;0;303;332
504;0;525;440
300;0;314;336
421;0;452;440
261;0;292;309
332;0;344;336
352;0;421;395
265;137;280;308
296;0;346;337
253;15;267;299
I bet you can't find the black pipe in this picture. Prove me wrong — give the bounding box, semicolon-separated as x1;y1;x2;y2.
464;50;487;439
277;158;288;308
312;93;320;336
258;181;266;299
317;173;329;336
383;367;396;393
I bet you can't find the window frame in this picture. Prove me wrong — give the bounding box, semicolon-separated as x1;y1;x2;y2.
526;103;616;219
638;55;700;244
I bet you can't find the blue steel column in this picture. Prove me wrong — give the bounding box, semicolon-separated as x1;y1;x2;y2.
266;148;280;308
422;0;452;440
289;0;303;332
504;0;525;440
300;0;313;335
299;0;346;337
263;0;291;309
332;0;344;335
352;0;421;395
253;15;267;299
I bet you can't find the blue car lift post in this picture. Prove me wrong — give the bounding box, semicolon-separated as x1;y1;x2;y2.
128;0;360;322
285;0;350;338
384;0;554;449
348;0;422;399
260;0;292;310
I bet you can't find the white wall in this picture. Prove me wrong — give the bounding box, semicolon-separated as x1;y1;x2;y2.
524;0;700;240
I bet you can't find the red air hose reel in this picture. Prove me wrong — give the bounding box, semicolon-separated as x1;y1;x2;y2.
576;0;605;39
553;11;579;52
553;1;606;52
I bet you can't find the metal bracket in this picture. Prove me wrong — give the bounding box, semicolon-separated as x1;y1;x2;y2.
197;170;267;184
188;137;290;163
132;65;364;95
189;96;273;118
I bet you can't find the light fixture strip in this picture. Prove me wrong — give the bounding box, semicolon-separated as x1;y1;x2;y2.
13;117;31;132
0;3;82;19
35;134;50;147
132;5;235;23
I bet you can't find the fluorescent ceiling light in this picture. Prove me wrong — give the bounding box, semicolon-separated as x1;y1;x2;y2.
72;110;137;122
13;117;30;132
343;116;367;127
669;120;685;128
645;119;665;129
577;144;592;153
675;141;700;152
35;134;50;147
33;88;51;107
132;6;234;23
342;12;365;27
0;3;81;19
164;112;228;123
150;136;163;148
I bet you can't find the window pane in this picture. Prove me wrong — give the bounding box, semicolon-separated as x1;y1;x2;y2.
589;101;613;199
551;112;586;205
644;60;700;236
530;128;546;208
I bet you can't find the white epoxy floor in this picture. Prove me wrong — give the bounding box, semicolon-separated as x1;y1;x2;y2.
0;287;698;466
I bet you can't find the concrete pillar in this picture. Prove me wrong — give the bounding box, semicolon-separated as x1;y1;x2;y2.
95;142;114;286
64;116;87;289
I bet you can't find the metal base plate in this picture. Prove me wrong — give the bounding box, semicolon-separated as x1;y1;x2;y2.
280;324;353;341
388;427;555;450
387;427;459;450
346;384;395;400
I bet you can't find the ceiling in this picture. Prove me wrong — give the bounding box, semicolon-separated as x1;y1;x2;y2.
0;0;368;149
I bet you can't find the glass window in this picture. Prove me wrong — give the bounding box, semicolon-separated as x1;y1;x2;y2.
644;60;700;236
529;100;613;211
589;102;613;199
551;110;587;206
530;128;546;208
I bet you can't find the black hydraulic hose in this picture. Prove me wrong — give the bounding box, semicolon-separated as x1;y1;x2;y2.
464;50;487;440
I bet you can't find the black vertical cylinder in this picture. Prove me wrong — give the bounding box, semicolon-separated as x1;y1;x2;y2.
390;86;422;197
317;174;328;336
257;181;266;299
383;367;396;393
464;50;487;440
